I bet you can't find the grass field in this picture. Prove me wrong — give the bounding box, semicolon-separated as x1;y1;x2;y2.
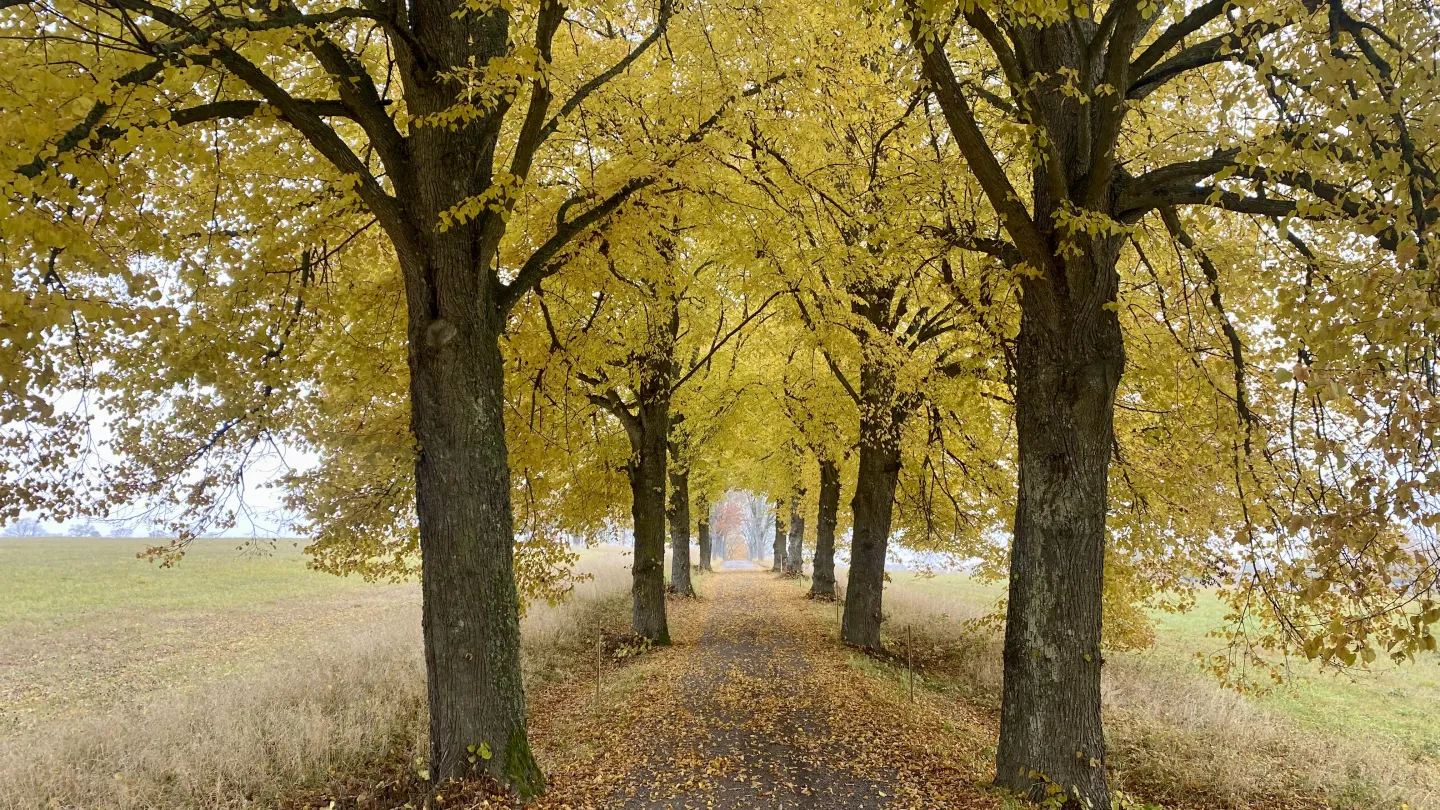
882;571;1440;759
0;538;633;810
0;537;412;731
6;541;1438;810
0;537;377;624
877;571;1440;809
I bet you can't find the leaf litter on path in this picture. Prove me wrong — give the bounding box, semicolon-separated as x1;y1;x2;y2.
529;570;999;810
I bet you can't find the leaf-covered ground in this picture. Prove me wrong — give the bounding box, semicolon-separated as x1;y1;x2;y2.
526;569;1000;810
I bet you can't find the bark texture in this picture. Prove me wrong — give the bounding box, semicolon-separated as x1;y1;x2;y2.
667;465;694;596
784;496;804;576
626;389;672;643
408;309;540;791
993;245;1121;806
988;23;1125;809
841;345;905;650
398;12;543;786
841;439;900;650
809;458;840;599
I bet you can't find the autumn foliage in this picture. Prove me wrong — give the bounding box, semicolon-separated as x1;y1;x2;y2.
2;0;1438;805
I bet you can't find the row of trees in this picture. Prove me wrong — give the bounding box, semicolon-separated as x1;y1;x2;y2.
2;518;163;537
3;0;1438;806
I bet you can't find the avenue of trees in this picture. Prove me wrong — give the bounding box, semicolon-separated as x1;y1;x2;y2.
2;0;1438;806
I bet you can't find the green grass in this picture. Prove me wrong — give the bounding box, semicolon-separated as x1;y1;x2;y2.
0;536;372;628
1149;591;1440;759
885;570;1440;761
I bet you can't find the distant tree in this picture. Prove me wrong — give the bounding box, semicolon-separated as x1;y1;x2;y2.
713;499;745;562
67;522;101;537
108;525;134;538
738;493;774;562
2;518;44;537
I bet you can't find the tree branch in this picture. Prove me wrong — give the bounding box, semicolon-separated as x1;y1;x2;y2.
270;0;407;177
912;12;1053;273
671;291;783;393
536;0;674;148
1084;0;1143;206
498;174;658;316
1130;0;1230;78
497;73;784;315
507;0;567;181
791;291;861;405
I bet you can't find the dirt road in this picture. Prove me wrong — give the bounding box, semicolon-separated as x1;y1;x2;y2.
532;570;997;810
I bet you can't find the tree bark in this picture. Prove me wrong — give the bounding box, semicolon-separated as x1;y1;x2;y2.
696;496;713;573
626;390;671;643
841;437;900;650
667;465;694;596
784;495;804;576
809;458;840;599
591;305;679;644
404;263;541;791
771;500;787;571
841;344;905;650
988;26;1125;807
399;33;546;783
993;235;1123;806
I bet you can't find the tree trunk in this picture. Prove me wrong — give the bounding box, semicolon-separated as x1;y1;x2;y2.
667;466;694;596
841;438;900;650
809;458;840;599
405;270;541;792
784;496;804;576
696;497;713;573
398;54;546;785
993;235;1123;807
979;20;1127;805
771;500;786;571
627;391;671;643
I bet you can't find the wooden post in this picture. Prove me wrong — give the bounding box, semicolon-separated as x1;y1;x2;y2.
907;623;915;702
595;630;602;709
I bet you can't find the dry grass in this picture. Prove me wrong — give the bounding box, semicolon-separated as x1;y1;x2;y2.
0;548;632;810
876;574;1440;810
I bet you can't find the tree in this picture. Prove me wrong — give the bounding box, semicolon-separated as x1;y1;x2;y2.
667;417;697;597
737;14;1011;648
810;458;842;599
525;193;777;636
906;0;1440;804
784;487;805;576
695;496;713;573
2;518;44;537
67;522;102;537
0;0;780;789
713;496;747;562
771;498;787;571
739;492;774;561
